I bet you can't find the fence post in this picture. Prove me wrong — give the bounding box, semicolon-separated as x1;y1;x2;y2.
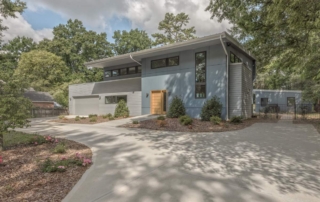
294;104;297;120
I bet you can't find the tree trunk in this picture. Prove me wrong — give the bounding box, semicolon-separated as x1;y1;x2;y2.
0;132;3;151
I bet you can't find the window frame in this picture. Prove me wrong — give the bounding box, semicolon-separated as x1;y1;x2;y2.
230;51;242;63
105;66;141;78
105;95;128;104
287;97;295;107
112;69;120;77
195;51;207;99
151;56;180;69
261;98;269;107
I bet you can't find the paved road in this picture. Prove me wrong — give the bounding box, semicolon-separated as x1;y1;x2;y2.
21;118;320;202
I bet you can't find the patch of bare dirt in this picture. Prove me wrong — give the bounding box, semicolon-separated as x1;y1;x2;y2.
293;119;320;133
122;117;278;132
0;139;92;202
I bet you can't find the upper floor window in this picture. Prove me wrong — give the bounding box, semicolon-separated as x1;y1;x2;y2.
112;70;119;77
151;56;179;69
230;52;242;63
105;66;141;78
195;52;206;98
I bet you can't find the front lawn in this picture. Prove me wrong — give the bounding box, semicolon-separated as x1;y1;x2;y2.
0;132;92;201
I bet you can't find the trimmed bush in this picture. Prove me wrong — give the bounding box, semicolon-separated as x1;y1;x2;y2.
157;116;166;120
89;117;97;122
53;143;66;154
107;113;113;118
179;115;193;126
102;115;108;119
210;116;221;125
59;115;65;120
80;117;86;119
75;117;80;121
114;100;130;118
200;96;223;121
109;117;115;120
230;116;243;124
89;114;98;118
132;120;139;124
167;96;186;118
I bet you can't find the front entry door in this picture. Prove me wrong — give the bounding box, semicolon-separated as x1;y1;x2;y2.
151;90;167;115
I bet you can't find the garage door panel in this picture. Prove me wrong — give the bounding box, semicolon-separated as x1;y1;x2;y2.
74;97;99;115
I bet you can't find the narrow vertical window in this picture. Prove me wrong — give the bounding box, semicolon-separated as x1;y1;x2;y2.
195;52;206;98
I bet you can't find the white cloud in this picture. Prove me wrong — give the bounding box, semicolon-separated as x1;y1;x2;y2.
1;13;53;43
24;0;230;37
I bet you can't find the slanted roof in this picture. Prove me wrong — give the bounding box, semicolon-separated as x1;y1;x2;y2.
24;89;54;102
85;31;255;68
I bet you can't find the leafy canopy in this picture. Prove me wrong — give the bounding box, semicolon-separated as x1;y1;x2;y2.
152;12;196;46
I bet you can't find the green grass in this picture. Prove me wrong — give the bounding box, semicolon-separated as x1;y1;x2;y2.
3;131;42;148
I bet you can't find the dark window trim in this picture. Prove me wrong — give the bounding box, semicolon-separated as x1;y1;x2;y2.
105;95;128;104
105;66;141;78
195;51;207;99
261;98;268;107
230;51;242;63
151;56;180;69
287;97;295;107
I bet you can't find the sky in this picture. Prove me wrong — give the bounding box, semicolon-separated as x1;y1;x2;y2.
2;0;231;43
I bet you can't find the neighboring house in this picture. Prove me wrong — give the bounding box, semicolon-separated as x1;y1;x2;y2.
253;89;313;113
69;32;256;120
24;89;56;109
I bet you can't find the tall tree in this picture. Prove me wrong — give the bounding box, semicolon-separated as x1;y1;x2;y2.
15;50;69;92
0;0;26;42
152;13;196;45
0;79;32;150
112;29;153;55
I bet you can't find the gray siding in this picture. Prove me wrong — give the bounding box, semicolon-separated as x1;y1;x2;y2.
69;83;95;115
141;44;227;119
229;64;242;117
242;64;252;118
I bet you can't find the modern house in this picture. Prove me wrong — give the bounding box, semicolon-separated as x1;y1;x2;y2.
69;32;256;120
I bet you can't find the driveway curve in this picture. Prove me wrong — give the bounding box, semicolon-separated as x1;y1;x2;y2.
21;118;320;202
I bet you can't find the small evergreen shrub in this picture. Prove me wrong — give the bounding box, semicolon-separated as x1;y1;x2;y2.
75;117;80;121
179;115;193;126
102;115;108;119
107;113;113;118
80;117;86;119
157;116;166;120
167;96;186;118
230;116;243;124
109;117;115;120
59;115;65;120
210;116;221;125
89;114;98;118
89;117;97;122
200;96;223;121
132;120;139;124
75;116;80;119
53;143;66;154
114;100;130;118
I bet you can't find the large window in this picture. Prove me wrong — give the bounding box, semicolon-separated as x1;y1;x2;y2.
261;98;268;107
105;95;127;104
105;66;141;78
112;69;119;77
195;52;206;98
287;97;295;106
230;52;242;63
151;56;179;69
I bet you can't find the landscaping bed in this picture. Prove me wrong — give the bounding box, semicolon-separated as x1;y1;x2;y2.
51;114;128;124
0;132;92;202
122;117;278;132
293;119;320;133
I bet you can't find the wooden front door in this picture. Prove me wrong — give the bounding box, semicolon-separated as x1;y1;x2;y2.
151;90;167;115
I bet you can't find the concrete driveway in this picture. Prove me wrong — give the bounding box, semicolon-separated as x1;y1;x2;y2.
20;117;320;202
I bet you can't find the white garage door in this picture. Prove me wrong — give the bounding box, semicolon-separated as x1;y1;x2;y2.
74;96;99;115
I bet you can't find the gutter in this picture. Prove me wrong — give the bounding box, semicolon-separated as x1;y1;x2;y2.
220;35;229;120
129;54;142;65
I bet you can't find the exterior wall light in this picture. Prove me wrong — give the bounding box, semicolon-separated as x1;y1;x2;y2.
146;93;149;98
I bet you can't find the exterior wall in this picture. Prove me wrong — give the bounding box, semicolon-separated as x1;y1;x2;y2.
69;78;141;116
242;64;253;118
33;102;54;109
229;64;242;117
141;44;227;119
103;62;141;81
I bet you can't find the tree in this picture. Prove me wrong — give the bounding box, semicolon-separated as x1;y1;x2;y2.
0;79;33;150
112;29;153;55
0;0;26;42
14;50;69;92
167;96;186;118
152;13;196;46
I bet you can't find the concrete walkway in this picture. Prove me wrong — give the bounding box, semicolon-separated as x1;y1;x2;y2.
21;118;320;202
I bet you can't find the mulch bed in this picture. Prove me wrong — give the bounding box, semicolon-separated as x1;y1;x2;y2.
122;117;279;132
0;139;92;202
51;116;127;124
293;119;320;133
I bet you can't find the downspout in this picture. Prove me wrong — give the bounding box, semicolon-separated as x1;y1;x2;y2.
220;35;229;120
129;54;142;65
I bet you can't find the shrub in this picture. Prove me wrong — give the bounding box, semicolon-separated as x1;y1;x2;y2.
106;113;113;118
157;116;166;120
114;100;130;118
167;96;186;118
59;115;65;120
53;143;66;154
157;120;167;127
200;96;223;121
109;117;115;120
102;115;108;119
179;115;193;126
29;136;46;145
132;120;139;124
89;117;97;122
210;116;221;125
75;116;80;119
230;116;243;124
75;117;80;121
89;114;98;118
80;117;86;119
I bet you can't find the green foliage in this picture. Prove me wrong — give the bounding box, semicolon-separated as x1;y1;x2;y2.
179;115;193;126
89;117;97;122
200;96;222;121
167;96;186;118
0;79;32;150
157;116;166;120
88;114;98;118
230;116;243;124
210;116;221;125
53;143;66;154
3;132;41;148
112;29;153;55
28;135;46;145
152;13;196;46
59;115;65;120
102;115;108;119
109;117;115;121
75;117;80;121
40;158;82;173
132;120;139;124
80;117;86;120
114;100;130;118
